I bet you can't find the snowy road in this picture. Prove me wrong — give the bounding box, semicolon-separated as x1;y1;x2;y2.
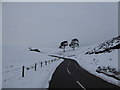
48;58;119;88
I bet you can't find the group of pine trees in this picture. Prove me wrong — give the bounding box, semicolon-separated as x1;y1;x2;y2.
59;38;79;52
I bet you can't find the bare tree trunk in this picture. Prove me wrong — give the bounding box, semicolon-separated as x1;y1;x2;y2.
63;46;65;52
63;48;65;52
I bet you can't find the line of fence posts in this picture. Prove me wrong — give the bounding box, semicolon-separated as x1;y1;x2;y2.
22;58;60;77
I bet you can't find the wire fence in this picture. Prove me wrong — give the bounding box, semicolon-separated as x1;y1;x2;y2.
2;58;60;83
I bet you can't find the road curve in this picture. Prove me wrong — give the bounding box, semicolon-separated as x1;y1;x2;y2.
48;58;119;89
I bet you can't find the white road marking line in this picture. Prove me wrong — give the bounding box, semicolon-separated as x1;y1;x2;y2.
76;81;86;90
67;68;71;75
68;61;70;66
68;62;70;66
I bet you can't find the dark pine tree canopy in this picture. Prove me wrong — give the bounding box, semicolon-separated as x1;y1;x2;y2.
59;41;68;52
69;38;79;51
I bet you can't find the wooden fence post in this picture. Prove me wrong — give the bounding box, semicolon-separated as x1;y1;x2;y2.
45;61;47;65
22;66;25;77
35;63;37;71
48;60;50;64
41;62;42;67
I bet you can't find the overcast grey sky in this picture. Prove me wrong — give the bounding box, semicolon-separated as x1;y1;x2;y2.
3;2;118;48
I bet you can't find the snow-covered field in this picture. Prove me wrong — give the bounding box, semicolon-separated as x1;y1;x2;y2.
2;36;120;88
2;45;63;88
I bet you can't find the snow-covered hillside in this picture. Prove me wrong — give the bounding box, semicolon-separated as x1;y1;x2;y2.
2;36;120;88
2;45;63;88
56;36;120;86
86;36;120;54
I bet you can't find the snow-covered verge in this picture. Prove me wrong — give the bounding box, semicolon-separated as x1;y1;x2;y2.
76;50;119;86
56;36;120;86
2;45;63;88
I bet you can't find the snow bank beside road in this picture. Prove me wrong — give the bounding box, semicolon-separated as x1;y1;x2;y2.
57;47;119;86
3;59;63;88
2;45;63;88
56;36;120;86
75;49;119;86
